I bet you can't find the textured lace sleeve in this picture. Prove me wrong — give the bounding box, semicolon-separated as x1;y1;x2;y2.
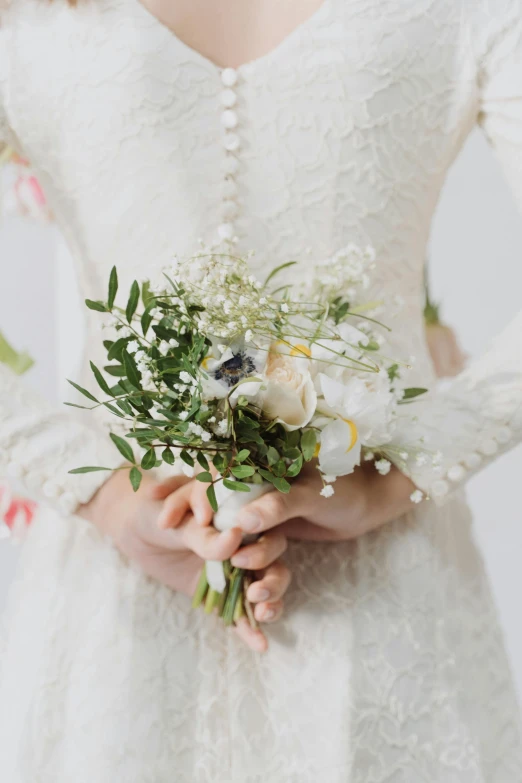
0;363;124;515
396;0;522;504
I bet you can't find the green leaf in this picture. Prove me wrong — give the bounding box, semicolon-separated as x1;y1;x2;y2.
107;337;129;362
142;280;155;307
402;387;428;400
102;402;125;418
301;429;317;461
108;266;118;310
258;469;291;493
286;457;304;478
141;303;155;337
126;281;140;323
64;402;93;410
387;363;400;382
197;451;210;471
123;351;142;389
230;465;256;479
267;446;279;466
110;432;135;463
263;261;297;288
196;472;213;483
141;448;157;470
85;299;107;313
68;466;112;474
129;466;142;492
67;379;99;403
0;331;33;375
90;361;112;396
104;364;126;377
162;447;175;466
207;484;218;513
236;449;250;463
223;479;251;492
180;450;195;467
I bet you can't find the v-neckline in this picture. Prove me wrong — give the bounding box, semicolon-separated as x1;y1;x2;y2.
133;0;332;74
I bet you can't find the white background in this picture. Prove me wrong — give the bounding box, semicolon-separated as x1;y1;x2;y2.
1;128;522;698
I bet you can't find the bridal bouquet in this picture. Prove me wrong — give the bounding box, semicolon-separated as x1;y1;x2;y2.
68;243;428;626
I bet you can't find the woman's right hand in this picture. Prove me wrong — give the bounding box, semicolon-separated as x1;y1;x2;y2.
77;469;290;652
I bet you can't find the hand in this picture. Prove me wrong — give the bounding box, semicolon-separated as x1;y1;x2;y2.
78;469;290;652
426;322;467;378
209;461;419;543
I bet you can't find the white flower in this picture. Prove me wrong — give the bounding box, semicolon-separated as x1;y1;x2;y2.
179;371;192;384
320;485;335;498
215;420;229;436
321;474;337;484
375;458;392;476
178;411;189;420
169;338;179;348
127;340;140;353
316;418;362;478
410;489;424;504
259;347;317;432
280;303;289;313
119;327;132;338
201;431;212;442
159;341;170;356
245;329;253;342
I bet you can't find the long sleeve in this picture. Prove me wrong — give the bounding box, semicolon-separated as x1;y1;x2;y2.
0;35;122;517
398;0;522;503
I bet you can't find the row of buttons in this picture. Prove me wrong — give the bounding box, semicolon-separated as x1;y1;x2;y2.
218;68;240;242
429;425;513;499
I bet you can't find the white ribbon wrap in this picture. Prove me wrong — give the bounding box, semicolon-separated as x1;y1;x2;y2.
206;480;272;592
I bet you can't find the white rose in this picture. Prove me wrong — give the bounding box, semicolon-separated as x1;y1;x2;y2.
259;349;317;431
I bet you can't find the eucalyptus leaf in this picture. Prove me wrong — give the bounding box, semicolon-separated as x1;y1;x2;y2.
90;361;112;396
85;299;107;313
130;466;142;492
108;266;118;309
110;432;135;463
67;379;99;403
196;472;213;483
206;484;218;512
68;466;112;474
301;429;317;461
126;281;140;323
223;479;251;492
230;465;256;478
141;448;157;470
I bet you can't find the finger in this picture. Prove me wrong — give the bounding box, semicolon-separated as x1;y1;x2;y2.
230;529;287;570
233;617;268;653
280;518;342;541
254;599;284;624
145;474;191;501
235;485;309;535
157;482;194;530
182;520;243;561
247;560;292;603
190;477;216;526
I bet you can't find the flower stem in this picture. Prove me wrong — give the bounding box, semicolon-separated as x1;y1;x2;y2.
192;566;208;609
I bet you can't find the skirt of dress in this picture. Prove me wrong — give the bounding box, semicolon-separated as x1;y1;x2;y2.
0;492;521;783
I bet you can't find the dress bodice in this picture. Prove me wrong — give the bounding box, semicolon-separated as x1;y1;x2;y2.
0;0;521;512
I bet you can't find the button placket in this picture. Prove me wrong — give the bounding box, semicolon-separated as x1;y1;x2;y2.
218;67;241;242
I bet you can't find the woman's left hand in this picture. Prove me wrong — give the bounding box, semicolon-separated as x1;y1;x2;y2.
181;461;419;547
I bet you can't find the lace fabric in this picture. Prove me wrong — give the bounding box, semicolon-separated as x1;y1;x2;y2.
0;0;521;779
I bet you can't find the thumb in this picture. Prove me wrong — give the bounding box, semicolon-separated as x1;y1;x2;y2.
235;482;310;535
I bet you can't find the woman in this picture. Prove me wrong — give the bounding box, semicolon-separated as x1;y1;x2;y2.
0;0;521;779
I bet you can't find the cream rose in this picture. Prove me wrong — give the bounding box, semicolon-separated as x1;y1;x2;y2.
259;349;317;431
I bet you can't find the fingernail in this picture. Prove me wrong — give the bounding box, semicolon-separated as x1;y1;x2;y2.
263;608;275;621
231;553;249;567
256;589;270;601
238;512;262;533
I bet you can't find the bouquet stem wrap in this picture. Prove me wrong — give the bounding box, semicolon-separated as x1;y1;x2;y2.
206;481;272;592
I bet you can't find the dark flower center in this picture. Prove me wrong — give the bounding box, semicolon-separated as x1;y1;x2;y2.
213;352;256;388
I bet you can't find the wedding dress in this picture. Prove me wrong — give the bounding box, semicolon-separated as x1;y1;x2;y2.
0;0;521;780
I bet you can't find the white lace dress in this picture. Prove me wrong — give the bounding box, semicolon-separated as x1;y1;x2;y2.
0;0;522;780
